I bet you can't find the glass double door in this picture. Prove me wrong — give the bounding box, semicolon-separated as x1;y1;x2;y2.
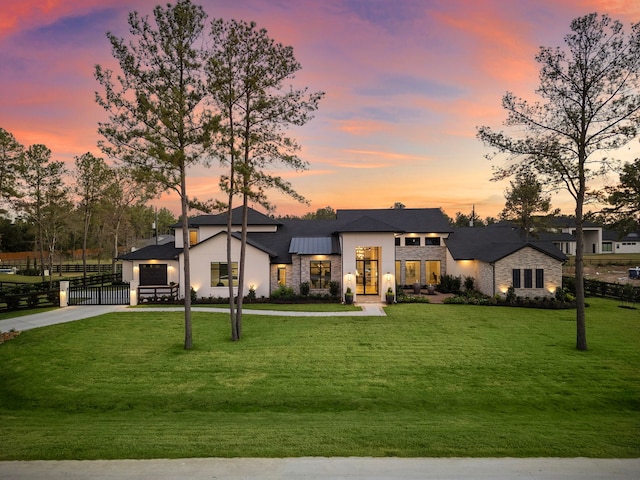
356;259;378;295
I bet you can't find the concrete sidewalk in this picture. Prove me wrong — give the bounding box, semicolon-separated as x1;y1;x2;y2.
0;303;386;333
1;457;638;479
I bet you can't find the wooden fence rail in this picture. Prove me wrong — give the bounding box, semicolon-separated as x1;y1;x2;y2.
563;276;640;303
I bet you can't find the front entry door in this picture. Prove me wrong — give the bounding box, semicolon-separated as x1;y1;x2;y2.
356;259;378;295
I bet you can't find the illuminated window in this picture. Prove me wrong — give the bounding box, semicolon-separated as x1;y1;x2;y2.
405;261;421;285
277;266;286;286
310;261;331;289
211;262;238;287
425;260;441;284
189;229;198;246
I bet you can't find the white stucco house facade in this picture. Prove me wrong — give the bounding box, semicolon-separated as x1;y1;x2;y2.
118;207;568;303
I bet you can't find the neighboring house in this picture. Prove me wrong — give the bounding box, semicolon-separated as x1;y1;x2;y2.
603;230;640;254
119;206;567;303
541;217;639;255
545;216;604;255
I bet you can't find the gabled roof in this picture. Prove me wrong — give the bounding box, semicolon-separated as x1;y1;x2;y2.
175;206;281;228
118;243;182;261
336;208;451;233
446;224;567;263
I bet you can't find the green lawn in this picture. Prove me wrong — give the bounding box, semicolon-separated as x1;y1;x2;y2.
0;298;638;460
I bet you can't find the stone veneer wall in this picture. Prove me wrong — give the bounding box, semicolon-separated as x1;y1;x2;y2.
494;247;562;299
476;261;495;297
285;254;342;294
394;246;447;285
269;264;292;295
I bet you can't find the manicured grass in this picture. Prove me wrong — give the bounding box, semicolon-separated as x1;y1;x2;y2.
0;298;638;460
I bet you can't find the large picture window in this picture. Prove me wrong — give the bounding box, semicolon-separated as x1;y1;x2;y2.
405;261;420;285
211;262;238;287
425;260;441;284
310;260;331;289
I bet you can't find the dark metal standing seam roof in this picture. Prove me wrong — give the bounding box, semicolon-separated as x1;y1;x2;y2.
289;237;335;255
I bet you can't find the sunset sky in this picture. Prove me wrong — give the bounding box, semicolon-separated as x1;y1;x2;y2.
1;0;639;220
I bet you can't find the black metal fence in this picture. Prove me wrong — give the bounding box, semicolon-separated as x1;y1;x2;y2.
0;273;126;313
69;284;130;305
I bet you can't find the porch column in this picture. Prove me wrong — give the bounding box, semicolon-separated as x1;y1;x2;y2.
59;281;69;307
129;280;139;306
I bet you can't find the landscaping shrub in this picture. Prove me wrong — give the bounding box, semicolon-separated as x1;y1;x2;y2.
463;276;475;292
329;281;340;297
271;285;296;301
299;282;310;297
438;274;461;294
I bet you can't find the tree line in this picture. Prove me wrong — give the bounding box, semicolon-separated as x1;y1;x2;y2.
0;128;177;282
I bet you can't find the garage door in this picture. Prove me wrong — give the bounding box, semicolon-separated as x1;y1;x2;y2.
140;264;168;285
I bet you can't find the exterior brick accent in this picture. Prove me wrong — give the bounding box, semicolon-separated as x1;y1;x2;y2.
394;246;447;285
287;254;342;294
494;247;562;298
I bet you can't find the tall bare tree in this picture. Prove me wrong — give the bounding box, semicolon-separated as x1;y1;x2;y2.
95;0;217;349
478;13;640;350
206;19;323;341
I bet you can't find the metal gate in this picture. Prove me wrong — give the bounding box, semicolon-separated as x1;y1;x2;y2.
69;285;130;305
